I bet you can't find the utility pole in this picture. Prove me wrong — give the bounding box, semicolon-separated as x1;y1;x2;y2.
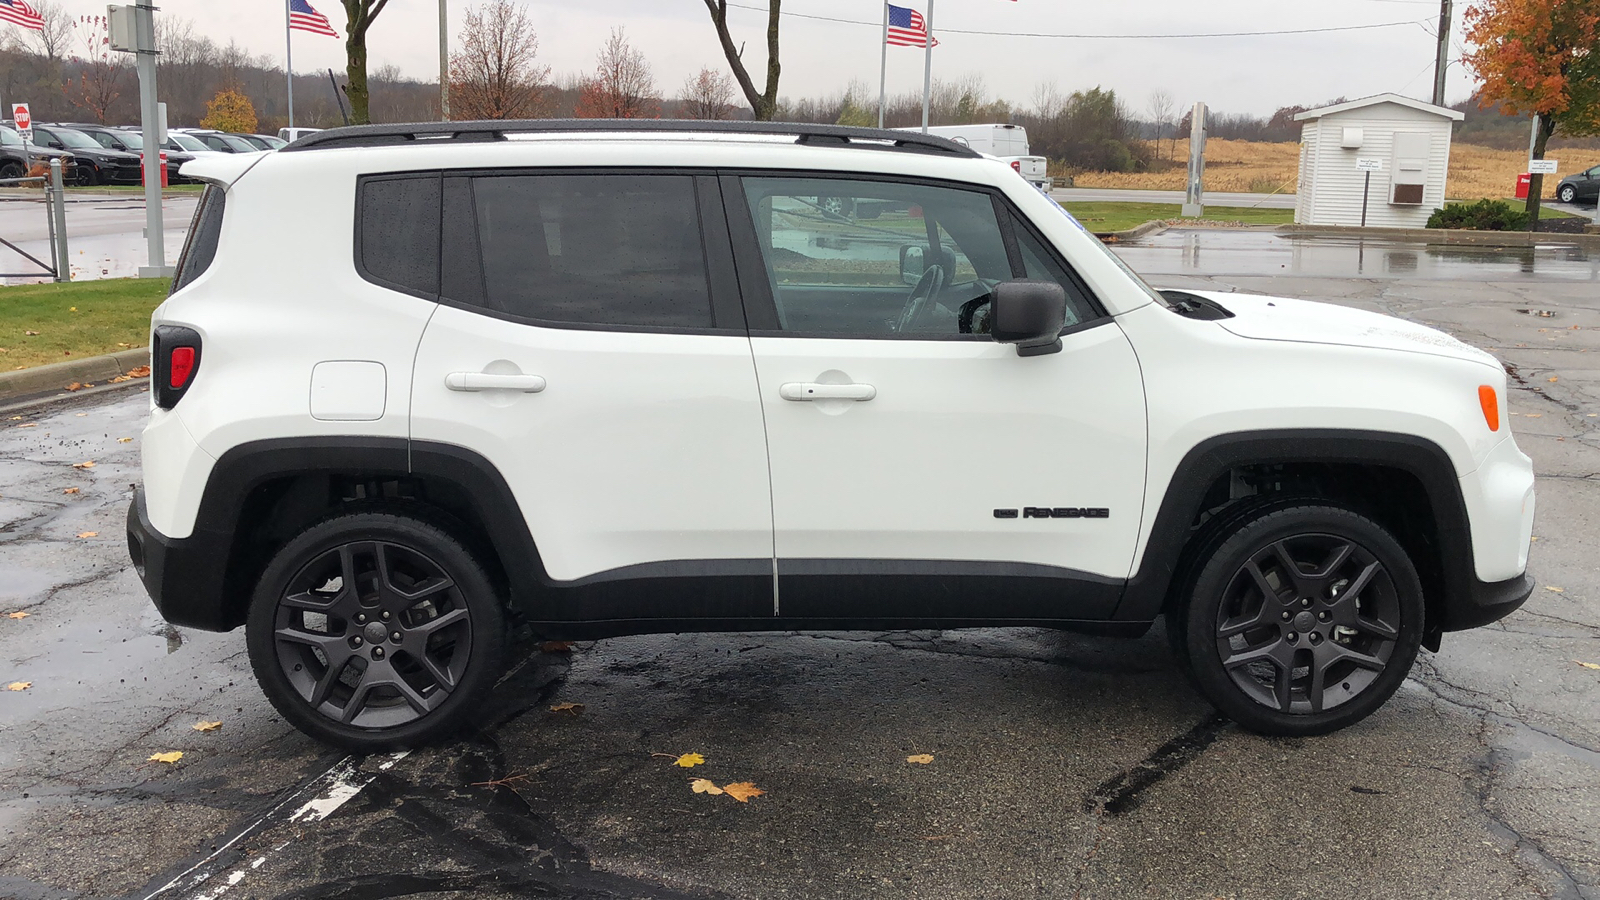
438;0;450;121
109;3;170;278
1432;0;1452;107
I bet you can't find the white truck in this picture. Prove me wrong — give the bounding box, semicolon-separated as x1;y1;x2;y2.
899;124;1050;191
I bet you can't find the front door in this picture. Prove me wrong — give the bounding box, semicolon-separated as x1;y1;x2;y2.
407;171;774;620
726;173;1148;621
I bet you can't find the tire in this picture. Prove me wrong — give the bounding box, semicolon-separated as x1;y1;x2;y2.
74;164;98;187
246;511;507;752
1170;502;1423;736
1558;185;1577;204
0;161;24;181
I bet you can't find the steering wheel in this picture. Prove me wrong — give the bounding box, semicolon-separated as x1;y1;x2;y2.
958;295;993;334
895;265;946;333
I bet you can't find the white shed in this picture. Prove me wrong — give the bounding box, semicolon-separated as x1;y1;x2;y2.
1293;93;1464;228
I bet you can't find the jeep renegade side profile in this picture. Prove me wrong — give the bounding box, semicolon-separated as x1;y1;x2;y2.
126;121;1536;750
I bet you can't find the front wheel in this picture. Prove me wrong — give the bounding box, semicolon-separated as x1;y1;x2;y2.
0;160;24;181
246;511;506;751
1558;185;1577;204
1171;503;1423;736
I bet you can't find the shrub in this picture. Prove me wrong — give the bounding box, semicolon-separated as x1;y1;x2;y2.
200;89;259;135
1426;199;1530;231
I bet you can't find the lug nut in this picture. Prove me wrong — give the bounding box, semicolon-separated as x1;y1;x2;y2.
372;647;384;659
1301;598;1312;608
381;610;391;621
1318;611;1331;622
355;613;367;624
1282;611;1291;621
391;632;402;643
1309;633;1322;644
351;635;363;647
1287;633;1298;643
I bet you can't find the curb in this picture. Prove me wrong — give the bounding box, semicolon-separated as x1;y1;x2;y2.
0;347;149;402
1274;223;1600;249
1095;221;1169;242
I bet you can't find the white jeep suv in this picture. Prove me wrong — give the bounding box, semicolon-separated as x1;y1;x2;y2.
126;121;1536;751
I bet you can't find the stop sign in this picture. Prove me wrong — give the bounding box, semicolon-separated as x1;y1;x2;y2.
11;103;30;132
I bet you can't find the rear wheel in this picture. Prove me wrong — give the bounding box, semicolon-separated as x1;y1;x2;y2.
246;511;506;751
1171;503;1423;736
0;160;24;181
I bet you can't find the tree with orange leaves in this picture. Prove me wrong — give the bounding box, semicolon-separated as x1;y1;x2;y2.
1463;0;1600;225
572;29;658;120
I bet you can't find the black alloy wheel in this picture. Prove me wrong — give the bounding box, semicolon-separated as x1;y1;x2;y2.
1558;185;1577;204
74;163;98;186
247;512;505;751
0;160;24;180
1174;502;1423;736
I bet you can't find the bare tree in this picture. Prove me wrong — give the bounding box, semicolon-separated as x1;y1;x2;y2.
1147;90;1174;160
66;15;127;124
678;67;734;120
700;0;780;120
573;28;656;119
30;0;72;62
339;0;391;125
449;0;550;120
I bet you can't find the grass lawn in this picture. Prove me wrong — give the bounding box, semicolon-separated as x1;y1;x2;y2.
1061;202;1295;233
0;278;168;371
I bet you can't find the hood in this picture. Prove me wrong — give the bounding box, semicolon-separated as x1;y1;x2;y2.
1188;290;1501;369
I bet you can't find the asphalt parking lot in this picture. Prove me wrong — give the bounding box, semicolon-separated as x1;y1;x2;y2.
1;229;1598;899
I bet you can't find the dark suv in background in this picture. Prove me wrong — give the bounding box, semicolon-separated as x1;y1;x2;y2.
0;125;76;181
50;123;198;184
29;125;141;185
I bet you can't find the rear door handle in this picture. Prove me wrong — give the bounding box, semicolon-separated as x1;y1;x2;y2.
779;383;876;402
445;372;547;393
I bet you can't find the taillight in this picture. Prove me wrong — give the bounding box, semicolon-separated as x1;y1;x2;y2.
1010;160;1022;172
153;324;202;409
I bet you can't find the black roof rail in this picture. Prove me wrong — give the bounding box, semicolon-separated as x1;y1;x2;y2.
281;118;981;158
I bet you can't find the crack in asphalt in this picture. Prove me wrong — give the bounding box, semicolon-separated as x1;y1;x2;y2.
793;630;1169;675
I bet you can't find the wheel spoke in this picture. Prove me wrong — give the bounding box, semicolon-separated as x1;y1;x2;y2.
1269;542;1313;596
419;654;457;692
275;626;344;654
1333;561;1382;610
308;658;348;708
412;606;468;639
341;677;377;724
1218;602;1272;638
1330;644;1387;672
1243;561;1284;605
1222;641;1284;671
1355;614;1400;640
1273;656;1295;712
1308;653;1329;713
1314;540;1355;579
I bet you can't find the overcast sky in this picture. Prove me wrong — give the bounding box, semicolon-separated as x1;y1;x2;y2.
71;0;1478;116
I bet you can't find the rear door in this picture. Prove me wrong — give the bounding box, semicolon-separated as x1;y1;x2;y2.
726;173;1147;621
406;170;775;621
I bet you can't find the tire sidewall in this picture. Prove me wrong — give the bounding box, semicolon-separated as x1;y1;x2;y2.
1182;504;1424;736
1558;186;1576;203
246;512;506;752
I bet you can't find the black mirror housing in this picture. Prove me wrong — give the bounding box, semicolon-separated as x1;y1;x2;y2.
991;279;1068;357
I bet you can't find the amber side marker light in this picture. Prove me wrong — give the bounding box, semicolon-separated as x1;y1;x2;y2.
1479;385;1500;432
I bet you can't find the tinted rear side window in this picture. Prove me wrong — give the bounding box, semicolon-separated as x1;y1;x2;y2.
359;175;441;298
470;174;713;329
172;185;226;293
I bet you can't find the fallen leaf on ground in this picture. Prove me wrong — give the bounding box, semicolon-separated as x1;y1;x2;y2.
65;383;83;392
548;702;584;715
540;641;575;653
72;461;95;468
906;754;935;765
63;488;79;494
674;753;706;768
1549;377;1559;383
16;423;36;428
7;611;29;619
117;437;132;443
193;720;222;732
126;365;150;377
148;751;183;764
1546;586;1565;593
1525;414;1543;418
1575;661;1600;671
74;413;86;417
68;306;76;311
24;330;38;335
6;681;31;691
77;532;98;539
722;782;764;803
690;778;723;795
117;342;130;347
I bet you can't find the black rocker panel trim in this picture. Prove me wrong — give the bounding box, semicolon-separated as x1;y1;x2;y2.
777;558;1124;620
1112;429;1489;632
530;617;1153;642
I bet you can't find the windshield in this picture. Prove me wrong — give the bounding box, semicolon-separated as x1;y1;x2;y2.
0;127;20;147
214;134;256;152
169;133;207;151
45;129;104;150
108;130;143;149
1042;195;1169;309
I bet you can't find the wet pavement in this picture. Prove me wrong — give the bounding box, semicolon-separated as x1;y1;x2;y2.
0;196;195;284
1;229;1598;899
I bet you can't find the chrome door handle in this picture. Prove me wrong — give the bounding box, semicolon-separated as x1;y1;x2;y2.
780;382;876;402
445;372;547;393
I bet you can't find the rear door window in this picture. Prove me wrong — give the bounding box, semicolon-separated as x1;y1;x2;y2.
171;185;226;293
357;174;442;299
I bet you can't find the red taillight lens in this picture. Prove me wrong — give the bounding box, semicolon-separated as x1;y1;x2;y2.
169;346;195;388
1010;160;1022;172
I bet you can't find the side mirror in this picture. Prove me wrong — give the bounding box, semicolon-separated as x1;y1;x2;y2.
991;280;1067;357
898;244;957;285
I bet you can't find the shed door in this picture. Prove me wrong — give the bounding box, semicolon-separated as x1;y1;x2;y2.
1391;132;1430;205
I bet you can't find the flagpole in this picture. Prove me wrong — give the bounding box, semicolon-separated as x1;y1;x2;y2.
920;0;933;133
878;2;888;128
285;0;295;129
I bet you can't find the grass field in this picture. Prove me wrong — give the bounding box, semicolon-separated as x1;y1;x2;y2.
1073;138;1600;202
0;278;167;370
1062;202;1294;233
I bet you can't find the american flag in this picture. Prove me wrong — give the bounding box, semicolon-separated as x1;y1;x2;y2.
0;0;45;32
289;0;340;39
887;4;937;47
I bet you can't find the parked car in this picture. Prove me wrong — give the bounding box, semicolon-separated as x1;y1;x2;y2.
28;125;142;185
1555;165;1600;206
161;132;227;159
0;124;76;182
279;126;323;143
131;120;1535;751
172;128;259;153
899;124;1051;192
44;124;198;184
232;133;287;151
